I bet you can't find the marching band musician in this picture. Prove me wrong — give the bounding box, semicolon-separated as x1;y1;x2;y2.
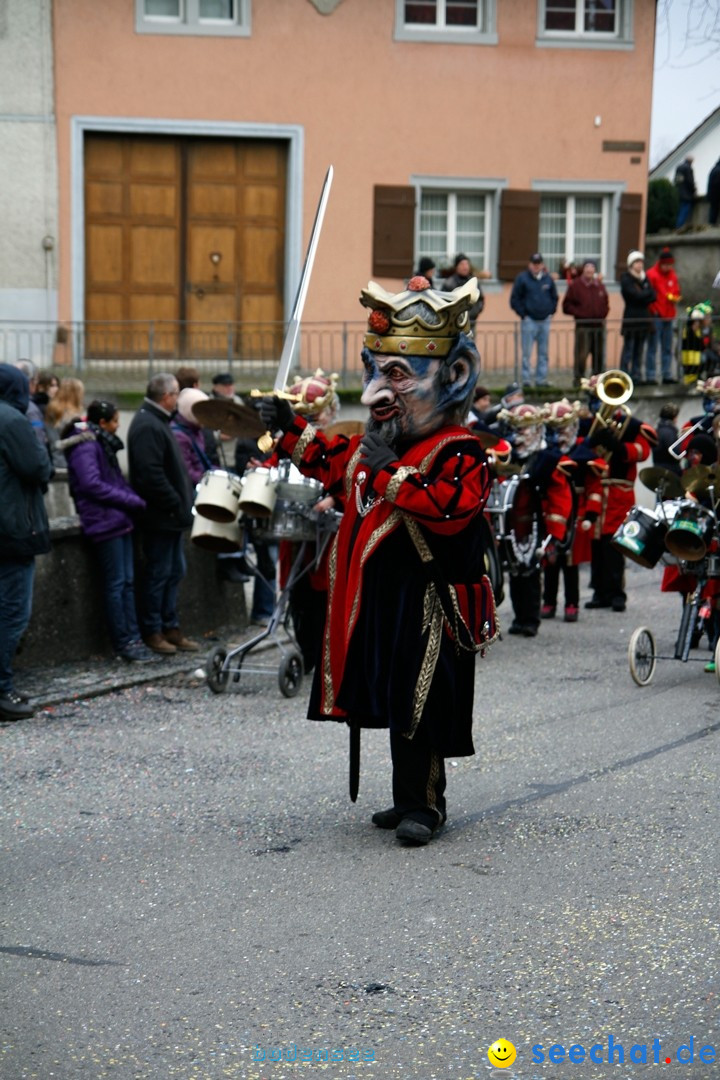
260;275;497;846
580;377;656;612
497;403;574;636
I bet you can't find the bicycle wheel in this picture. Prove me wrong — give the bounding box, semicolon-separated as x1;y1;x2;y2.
628;626;656;687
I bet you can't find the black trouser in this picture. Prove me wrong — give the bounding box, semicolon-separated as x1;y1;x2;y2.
543;555;580;609
574;324;605;382
391;724;446;829
509;567;541;628
590;535;626;604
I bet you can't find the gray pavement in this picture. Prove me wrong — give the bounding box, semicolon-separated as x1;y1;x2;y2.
2;559;719;1080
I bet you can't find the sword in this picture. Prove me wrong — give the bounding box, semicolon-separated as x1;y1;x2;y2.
349;722;361;803
257;166;334;451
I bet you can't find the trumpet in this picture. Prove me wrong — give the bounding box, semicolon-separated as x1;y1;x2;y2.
588;369;634;442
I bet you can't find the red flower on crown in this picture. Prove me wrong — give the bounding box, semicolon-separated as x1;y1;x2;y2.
368;309;391;334
407;275;431;292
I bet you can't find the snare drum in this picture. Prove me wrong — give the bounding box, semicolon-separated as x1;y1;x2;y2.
252;500;317;543
194;469;243;523
190;510;243;553
275;461;324;505
239;467;278;518
612;506;668;568
665;499;714;561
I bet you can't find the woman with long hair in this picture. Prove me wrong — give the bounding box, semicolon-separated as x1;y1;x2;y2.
63;400;157;663
45;377;85;467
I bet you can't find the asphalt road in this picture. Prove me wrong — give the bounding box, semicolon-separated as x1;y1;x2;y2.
2;558;719;1080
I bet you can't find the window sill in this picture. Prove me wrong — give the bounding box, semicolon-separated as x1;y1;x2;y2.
395;28;498;46
535;35;633;50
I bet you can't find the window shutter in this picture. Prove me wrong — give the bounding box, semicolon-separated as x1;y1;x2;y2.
615;193;643;281
372;185;416;279
498;189;540;281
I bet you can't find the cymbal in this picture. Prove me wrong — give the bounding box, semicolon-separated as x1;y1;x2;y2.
324;419;366;438
474;429;501;450
681;464;719;495
639;466;683;499
192;398;266;439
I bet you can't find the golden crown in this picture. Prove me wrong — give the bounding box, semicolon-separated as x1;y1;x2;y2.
359;276;479;358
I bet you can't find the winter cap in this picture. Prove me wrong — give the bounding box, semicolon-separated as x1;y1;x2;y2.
417;256;436;277
177;387;208;425
658;246;674;263
212;372;234;386
627;250;645;267
453;253;470;267
529;253;543;263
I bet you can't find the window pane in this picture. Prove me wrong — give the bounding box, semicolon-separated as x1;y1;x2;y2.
419;192;448;261
539;196;567;270
545;0;576;31
200;0;233;17
456;193;485;265
574;196;603;263
145;0;180;16
446;0;479;28
405;1;437;25
584;0;616;33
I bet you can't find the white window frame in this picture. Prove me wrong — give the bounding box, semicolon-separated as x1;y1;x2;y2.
412;175;506;281
136;0;251;37
395;0;497;46
532;180;626;282
536;0;633;50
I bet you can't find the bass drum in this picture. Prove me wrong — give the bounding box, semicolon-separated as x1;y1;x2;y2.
479;514;504;607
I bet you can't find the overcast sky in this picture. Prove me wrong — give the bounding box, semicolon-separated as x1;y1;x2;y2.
651;0;720;166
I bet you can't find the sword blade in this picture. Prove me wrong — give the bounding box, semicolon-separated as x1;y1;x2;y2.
349;722;360;803
274;165;334;393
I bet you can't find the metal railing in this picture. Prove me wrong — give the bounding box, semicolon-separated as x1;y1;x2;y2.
0;315;711;390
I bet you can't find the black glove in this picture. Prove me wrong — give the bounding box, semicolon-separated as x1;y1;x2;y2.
583;510;599;524
358;432;398;474
259;395;295;433
589;428;619;452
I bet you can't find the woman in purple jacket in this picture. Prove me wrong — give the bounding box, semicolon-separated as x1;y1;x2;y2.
63;400;156;663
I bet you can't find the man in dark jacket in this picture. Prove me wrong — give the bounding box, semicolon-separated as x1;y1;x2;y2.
510;253;558;388
127;373;198;654
674;155;697;229
708;156;720;227
0;364;52;720
562;259;610;383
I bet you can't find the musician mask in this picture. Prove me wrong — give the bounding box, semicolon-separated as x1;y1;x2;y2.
504;404;545;459
359;277;480;446
544;399;581;453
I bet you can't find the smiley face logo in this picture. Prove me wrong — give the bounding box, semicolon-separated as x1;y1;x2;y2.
488;1039;517;1068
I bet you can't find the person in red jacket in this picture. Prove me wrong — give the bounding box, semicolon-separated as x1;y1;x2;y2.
646;247;682;384
562;260;610;385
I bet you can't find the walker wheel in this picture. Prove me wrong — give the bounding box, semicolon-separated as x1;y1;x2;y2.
628;626;656;687
278;650;303;698
206;645;229;694
714;639;720;685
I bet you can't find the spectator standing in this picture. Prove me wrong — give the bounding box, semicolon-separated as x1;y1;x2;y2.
674;155;697;229
14;360;50;450
175;365;220;466
561;259;609;385
442;254;485;335
619;251;656;382
32;371;59;417
0;364;52;720
708;156;720;227
127;373;199;655
653;402;681;476
45;377;85;467
510;253;559;388
414;256;437;287
646;246;681;384
64;400;157;663
171;388;214;485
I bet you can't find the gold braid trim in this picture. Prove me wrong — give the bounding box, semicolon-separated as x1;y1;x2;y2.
426;752;443;824
291;423;318;468
320;530;340;713
447;583;501;654
385;465;420;504
407;582;444;739
345;446;363;500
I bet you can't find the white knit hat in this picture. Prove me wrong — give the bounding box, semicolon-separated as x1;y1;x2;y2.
177;387;208;424
627;250;645;267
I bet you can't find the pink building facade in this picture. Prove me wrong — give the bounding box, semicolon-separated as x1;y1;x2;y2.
51;0;656;376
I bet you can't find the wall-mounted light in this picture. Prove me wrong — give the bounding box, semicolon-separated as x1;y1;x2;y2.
42;235;55;251
594;116;602;128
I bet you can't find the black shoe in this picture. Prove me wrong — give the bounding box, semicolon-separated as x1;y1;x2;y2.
522;624;539;637
584;598;610;609
119;641;163;664
396;819;434;846
611;599;626;612
218;560;251;583
372;808;403;829
0;691;34;721
507;622;524;635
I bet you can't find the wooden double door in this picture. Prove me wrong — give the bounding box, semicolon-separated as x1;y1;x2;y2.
84;133;287;359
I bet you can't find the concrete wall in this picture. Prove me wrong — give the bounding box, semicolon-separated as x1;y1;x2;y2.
0;0;58;326
646;225;720;309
